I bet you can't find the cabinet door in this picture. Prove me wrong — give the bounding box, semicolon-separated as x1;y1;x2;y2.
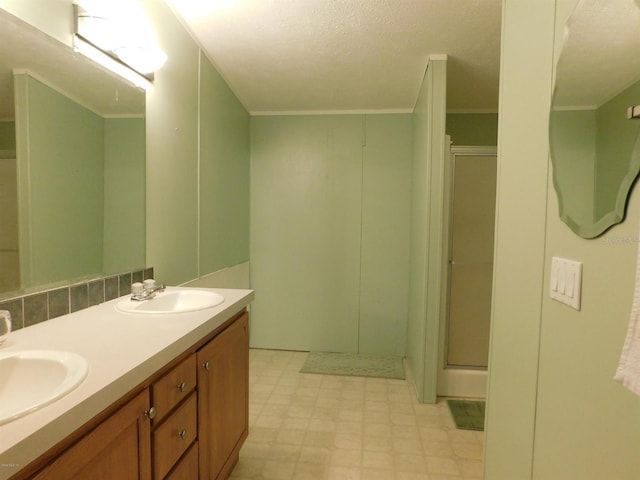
197;312;249;480
32;390;152;480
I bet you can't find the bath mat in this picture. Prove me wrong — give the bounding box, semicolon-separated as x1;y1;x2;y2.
447;399;485;431
300;351;405;379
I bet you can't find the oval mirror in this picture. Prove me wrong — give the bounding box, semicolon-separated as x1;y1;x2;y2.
550;0;640;238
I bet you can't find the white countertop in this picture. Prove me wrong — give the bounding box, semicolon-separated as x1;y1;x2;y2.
0;287;254;480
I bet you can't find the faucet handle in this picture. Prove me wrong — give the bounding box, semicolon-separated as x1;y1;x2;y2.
131;282;144;296
0;310;11;345
143;279;156;292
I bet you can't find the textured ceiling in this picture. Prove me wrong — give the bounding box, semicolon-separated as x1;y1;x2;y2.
554;0;640;109
166;0;502;114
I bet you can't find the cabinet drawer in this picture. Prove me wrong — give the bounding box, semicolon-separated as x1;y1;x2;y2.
165;441;198;480
153;393;197;480
152;353;196;423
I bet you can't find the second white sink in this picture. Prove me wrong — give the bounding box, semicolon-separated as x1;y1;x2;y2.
115;289;225;315
0;350;89;425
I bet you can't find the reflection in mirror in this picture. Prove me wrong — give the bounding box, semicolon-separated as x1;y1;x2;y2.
0;9;146;298
550;0;640;238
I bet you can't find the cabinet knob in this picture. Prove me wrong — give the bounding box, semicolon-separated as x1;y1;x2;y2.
178;429;187;440
202;361;210;371
144;406;157;420
177;382;187;392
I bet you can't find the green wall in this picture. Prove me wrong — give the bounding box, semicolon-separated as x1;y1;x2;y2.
359;114;412;354
199;51;250;274
0;121;16;150
446;113;498;146
144;0;199;286
103;117;146;274
550;109;597;227
14;73;104;287
143;0;250;287
250;114;411;354
407;57;448;404
486;1;640;478
484;2;554;477
595;80;640;221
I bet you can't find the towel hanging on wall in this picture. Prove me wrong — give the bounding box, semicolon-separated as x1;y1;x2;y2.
614;224;640;396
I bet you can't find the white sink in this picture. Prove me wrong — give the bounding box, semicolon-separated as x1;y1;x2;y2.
115;289;225;314
0;350;89;425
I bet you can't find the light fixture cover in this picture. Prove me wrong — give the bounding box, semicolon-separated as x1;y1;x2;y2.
74;1;167;79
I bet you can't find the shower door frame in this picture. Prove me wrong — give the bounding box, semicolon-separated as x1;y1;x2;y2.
437;145;497;398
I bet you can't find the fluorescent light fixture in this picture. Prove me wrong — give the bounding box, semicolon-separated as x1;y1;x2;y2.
113;45;167;75
73;2;167;86
74;36;153;91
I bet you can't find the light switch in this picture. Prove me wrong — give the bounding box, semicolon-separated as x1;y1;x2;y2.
550;256;582;310
565;269;575;297
557;267;566;294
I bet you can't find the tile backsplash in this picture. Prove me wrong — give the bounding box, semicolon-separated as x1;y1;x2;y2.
0;267;153;331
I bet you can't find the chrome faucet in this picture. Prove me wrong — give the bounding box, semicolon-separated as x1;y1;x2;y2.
130;279;166;301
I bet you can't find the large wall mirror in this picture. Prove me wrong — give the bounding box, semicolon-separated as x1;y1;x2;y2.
550;0;640;238
0;9;146;298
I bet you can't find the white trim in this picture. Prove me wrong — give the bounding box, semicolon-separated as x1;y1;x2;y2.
102;113;145;119
429;54;448;61
250;108;413;116
446;109;500;114
438;368;487;399
551;105;597;111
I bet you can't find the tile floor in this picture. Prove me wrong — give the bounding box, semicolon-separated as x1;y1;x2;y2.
230;349;484;480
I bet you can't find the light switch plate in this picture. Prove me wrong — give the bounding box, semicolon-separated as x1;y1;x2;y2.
550;256;582;310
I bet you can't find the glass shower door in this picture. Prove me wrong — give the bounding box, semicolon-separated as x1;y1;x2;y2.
446;154;497;368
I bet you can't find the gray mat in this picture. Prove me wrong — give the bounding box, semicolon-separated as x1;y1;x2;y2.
447;399;486;431
300;351;405;379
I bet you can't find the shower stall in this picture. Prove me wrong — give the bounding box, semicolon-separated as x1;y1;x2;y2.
438;146;497;398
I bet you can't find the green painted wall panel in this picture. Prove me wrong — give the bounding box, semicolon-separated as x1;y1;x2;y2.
446;113;498;146
484;1;555;478
407;58;448;404
408;75;429;402
250;115;364;352
529;1;640;479
103;117;146;274
14;74;104;286
144;0;199;286
358;114;412;355
199;52;250;275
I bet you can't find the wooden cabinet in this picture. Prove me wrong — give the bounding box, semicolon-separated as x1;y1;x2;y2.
18;310;249;480
31;390;152;480
151;354;196;424
165;442;198;480
152;393;197;479
197;311;249;480
150;354;198;480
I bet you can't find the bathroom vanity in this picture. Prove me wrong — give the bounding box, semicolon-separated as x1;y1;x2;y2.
0;287;254;480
